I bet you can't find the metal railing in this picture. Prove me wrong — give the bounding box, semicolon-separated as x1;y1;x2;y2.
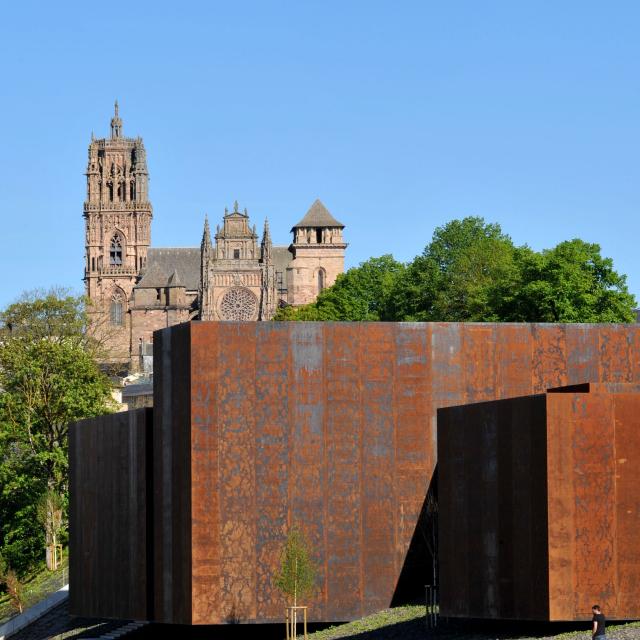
425;584;438;629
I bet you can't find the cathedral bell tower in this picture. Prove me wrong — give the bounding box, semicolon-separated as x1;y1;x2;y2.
84;102;152;361
287;199;347;305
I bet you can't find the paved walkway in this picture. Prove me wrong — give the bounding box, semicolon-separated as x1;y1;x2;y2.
4;602;130;640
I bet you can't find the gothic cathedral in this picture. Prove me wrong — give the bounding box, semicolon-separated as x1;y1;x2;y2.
84;104;347;367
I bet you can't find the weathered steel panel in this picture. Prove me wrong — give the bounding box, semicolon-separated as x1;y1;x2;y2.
566;325;599;384
546;393;577;620
599;325;633;382
463;324;496;403
495;324;532;398
69;409;152;620
438;396;549;620
289;323;327;619
190;322;221;623
325;324;363;620
613;393;640;615
532;324;567;393
360;324;397;614
153;323;192;624
393;324;432;558
254;323;291;621
217;323;259;623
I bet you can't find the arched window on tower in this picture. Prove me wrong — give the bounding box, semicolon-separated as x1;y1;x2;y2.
110;234;123;266
108;183;114;202
110;292;125;326
130;182;135;201
317;268;326;294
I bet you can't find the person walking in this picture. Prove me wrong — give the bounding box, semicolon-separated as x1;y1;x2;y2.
592;604;606;640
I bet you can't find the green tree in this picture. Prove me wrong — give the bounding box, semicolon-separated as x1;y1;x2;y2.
0;442;44;575
274;526;317;607
499;239;636;322
274;255;405;321
391;217;519;321
0;289;113;574
274;218;636;324
0;338;113;494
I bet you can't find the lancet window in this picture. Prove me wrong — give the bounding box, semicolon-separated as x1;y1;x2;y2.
109;235;123;266
110;292;125;326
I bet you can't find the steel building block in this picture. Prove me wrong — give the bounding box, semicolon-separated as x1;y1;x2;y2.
439;382;640;621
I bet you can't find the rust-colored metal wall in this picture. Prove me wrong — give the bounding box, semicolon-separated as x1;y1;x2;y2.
69;408;152;620
438;395;550;620
153;322;192;624
155;321;640;624
70;321;640;624
546;384;640;621
439;383;640;621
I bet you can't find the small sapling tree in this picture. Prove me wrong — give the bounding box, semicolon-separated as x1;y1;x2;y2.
274;526;317;639
37;490;64;570
0;553;24;614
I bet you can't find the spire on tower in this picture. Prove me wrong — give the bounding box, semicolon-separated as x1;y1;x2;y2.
261;217;272;262
110;99;123;138
201;214;212;250
263;217;272;242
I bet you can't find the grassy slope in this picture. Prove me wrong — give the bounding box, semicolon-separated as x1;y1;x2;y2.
307;606;640;640
0;549;68;624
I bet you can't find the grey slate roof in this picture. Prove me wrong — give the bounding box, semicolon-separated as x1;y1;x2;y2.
272;245;292;274
136;246;292;292
292;199;344;229
136;248;200;291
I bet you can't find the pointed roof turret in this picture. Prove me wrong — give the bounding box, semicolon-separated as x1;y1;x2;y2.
110;99;123;138
292;199;344;229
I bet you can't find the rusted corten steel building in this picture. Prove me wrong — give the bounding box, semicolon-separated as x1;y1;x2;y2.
438;382;640;621
69;409;153;620
70;322;640;624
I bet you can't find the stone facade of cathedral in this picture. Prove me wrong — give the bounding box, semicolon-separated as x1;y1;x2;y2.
84;105;347;368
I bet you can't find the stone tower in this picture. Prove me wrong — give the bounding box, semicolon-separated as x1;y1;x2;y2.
199;202;276;321
84;102;152;361
287;199;347;305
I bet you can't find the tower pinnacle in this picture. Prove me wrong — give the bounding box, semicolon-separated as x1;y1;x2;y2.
110;100;123;138
201;214;212;250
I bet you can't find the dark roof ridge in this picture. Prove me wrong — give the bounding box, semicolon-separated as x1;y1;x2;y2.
291;199;344;229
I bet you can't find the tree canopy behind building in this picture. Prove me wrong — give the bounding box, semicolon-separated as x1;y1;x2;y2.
276;217;636;323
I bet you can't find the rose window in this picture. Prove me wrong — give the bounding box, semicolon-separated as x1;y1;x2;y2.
219;287;258;321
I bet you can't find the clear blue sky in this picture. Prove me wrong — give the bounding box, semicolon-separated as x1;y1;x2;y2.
1;1;639;309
